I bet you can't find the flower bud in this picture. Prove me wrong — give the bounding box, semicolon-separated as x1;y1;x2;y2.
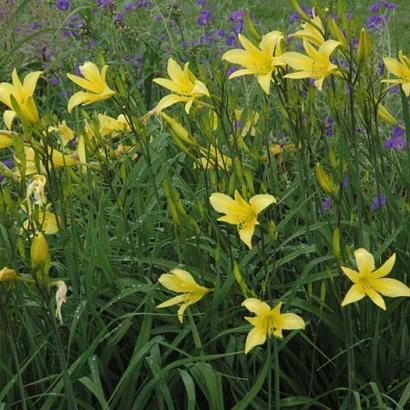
0;267;17;282
358;28;370;63
378;103;398;126
161;112;196;145
31;232;49;268
315;163;337;195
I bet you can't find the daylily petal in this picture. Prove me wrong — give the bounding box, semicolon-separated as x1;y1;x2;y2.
228;68;255;79
153;77;184;93
257;73;272;95
157;294;187;308
217;214;242;224
172;269;199;289
249;194;277;214
341;283;366;307
67;91;90;113
210;192;240;214
259;31;283;56
284;71;313;79
4;110;17;130
191;80;209;97
244;325;267;353
314;77;325;91
237;33;263;59
341;266;359;283
177;302;190;323
67;73;96;92
22;71;43;96
371;253;396;278
80;62;106;91
242;298;271;316
366;288;386;310
222;49;256;68
383;57;406;78
282;52;313;70
239;218;256;249
354;248;375;274
154;94;190;113
319;40;340;59
158;273;184;292
280;313;305;330
371;278;410;298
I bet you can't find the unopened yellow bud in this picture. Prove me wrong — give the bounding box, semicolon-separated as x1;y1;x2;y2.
0;267;17;282
315;163;337;195
161;112;196;145
328;18;347;50
31;232;49;268
358;28;370;62
377;103;398;126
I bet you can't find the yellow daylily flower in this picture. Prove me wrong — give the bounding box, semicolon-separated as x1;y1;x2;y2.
242;298;305;354
22;210;59;235
341;248;410;310
0;267;17;282
152;58;210;114
48;120;75;146
157;268;210;323
222;31;286;94
67;62;115;113
210;190;276;249
16;146;77;176
382;51;410;96
290;14;325;46
0;130;16;149
282;39;340;90
0;69;42;129
97;113;131;137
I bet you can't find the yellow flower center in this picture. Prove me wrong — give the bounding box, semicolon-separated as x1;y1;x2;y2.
237;208;257;230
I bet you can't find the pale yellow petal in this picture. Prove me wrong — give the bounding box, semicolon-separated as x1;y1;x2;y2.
22;71;43;96
241;298;271;315
153;78;184;93
383;57;405;78
341;266;359;283
67;91;90;113
177;302;189;323
371;253;396;279
154;94;189;113
79;62;105;90
280;313;305;330
319;40;340;59
244;325;267;354
341;284;366;307
228;68;255;79
191;80;209;97
239;219;256;249
249;194;276;214
259;31;283;56
366;289;386;310
257;73;272;95
157;294;186;309
354;248;375;274
222;49;256;68
282;52;313;71
3;110;17;130
172;269;198;289
371;278;410;298
209;192;238;214
158;273;184;292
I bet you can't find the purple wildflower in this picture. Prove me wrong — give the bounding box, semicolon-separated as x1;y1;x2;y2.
324;116;335;137
341;176;349;189
197;9;211;26
49;77;60;86
96;0;113;7
56;0;71;11
124;1;136;11
229;9;244;21
0;159;13;183
384;1;398;10
369;1;382;12
371;193;386;210
366;15;387;31
31;22;40;31
389;84;400;95
226;65;236;77
392;126;405;138
114;12;124;22
196;0;206;7
321;198;332;211
226;35;236;46
383;136;407;150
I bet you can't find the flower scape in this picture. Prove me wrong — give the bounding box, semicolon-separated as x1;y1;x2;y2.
0;0;410;408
